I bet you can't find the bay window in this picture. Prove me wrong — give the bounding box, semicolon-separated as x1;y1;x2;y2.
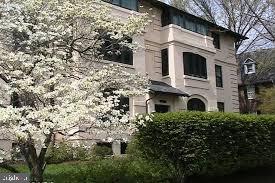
183;52;207;79
161;8;208;35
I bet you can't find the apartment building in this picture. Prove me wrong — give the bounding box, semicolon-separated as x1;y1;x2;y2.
106;0;246;116
0;0;247;156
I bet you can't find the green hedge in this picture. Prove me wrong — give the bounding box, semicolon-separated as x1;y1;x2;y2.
136;112;275;179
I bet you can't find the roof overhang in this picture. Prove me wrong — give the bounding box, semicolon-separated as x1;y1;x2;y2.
149;80;190;97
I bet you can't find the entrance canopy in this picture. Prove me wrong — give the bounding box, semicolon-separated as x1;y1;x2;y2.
149;80;189;97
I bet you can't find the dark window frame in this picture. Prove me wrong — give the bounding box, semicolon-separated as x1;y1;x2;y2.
212;32;221;49
183;52;207;79
187;98;206;111
155;104;170;113
161;48;169;76
215;65;223;88
100;35;133;65
105;0;139;11
161;8;208;35
103;88;130;114
217;102;225;112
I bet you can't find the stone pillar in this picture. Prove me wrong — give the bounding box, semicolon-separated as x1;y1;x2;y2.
112;140;121;156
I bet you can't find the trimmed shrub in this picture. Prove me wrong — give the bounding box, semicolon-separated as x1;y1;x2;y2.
136;112;275;180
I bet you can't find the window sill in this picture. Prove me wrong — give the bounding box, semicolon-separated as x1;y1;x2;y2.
183;75;209;82
162;75;170;79
217;87;224;90
162;24;211;39
245;72;256;75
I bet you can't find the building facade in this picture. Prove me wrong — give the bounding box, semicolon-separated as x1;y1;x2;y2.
106;0;245;116
0;0;247;156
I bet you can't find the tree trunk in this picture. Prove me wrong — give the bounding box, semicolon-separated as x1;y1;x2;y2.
175;174;188;183
30;164;44;183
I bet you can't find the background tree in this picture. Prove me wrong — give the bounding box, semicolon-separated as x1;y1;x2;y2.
168;0;275;53
0;0;150;181
238;48;275;114
258;87;275;114
244;0;275;42
168;0;189;10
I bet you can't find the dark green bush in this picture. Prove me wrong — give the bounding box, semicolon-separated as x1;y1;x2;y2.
136;112;275;179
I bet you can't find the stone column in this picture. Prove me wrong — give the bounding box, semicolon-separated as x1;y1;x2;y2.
112;140;121;156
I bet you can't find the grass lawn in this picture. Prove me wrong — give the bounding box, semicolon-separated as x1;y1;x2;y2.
0;158;172;183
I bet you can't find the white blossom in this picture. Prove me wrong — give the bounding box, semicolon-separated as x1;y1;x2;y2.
0;0;150;163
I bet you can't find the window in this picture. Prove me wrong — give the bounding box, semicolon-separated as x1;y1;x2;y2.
217;102;225;112
243;58;256;74
183;52;207;79
197;23;207;35
215;65;223;87
187;98;206;111
244;64;255;74
121;142;128;154
96;142;113;155
185;19;196;32
161;49;169;76
100;36;133;65
212;32;220;49
117;97;129;113
247;65;254;73
105;0;138;11
103;89;129;113
155;104;170;113
161;9;208;35
247;85;255;100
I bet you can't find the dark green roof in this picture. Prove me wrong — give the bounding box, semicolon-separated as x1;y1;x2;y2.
150;80;190;97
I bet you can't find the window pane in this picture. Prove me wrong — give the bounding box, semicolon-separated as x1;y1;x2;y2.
112;0;120;5
161;9;171;26
186;19;196;32
247;85;255;99
183;52;207;79
155;104;170;113
179;15;184;27
217;102;225;112
121;0;137;11
117;97;129;112
197;24;207;35
201;59;207;79
215;65;223;87
212;32;221;49
172;13;180;26
100;35;133;65
161;49;169;76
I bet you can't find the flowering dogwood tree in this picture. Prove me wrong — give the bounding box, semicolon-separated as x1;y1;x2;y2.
0;0;150;181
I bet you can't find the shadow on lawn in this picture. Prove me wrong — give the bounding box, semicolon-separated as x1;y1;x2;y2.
189;165;275;183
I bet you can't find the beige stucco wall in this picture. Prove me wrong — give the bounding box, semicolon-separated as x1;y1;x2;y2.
139;1;240;113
